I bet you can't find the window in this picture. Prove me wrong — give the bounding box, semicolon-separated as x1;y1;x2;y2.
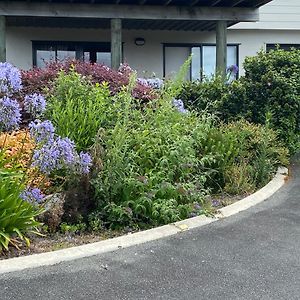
33;41;111;68
164;44;239;80
266;44;300;52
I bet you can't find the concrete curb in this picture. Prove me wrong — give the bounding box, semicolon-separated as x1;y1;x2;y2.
0;167;288;274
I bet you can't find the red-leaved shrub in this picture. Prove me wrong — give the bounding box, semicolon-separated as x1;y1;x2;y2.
20;60;157;103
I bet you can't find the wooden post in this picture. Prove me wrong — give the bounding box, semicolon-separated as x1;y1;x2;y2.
0;16;6;62
216;20;227;77
111;18;122;70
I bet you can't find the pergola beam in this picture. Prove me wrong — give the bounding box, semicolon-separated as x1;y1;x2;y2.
231;0;245;7
0;2;259;22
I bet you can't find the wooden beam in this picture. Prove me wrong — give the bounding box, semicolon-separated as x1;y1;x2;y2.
216;20;227;77
231;0;245;7
0;16;5;62
190;0;200;6
0;2;259;22
164;0;172;5
111;18;122;70
211;0;222;6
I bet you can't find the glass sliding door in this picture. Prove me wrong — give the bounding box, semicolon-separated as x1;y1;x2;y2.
164;44;239;81
164;46;190;80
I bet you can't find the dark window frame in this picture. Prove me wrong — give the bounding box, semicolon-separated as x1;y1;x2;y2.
32;40;114;67
162;43;240;80
266;43;300;52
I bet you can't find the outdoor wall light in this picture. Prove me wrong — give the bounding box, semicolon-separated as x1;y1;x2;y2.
135;38;145;46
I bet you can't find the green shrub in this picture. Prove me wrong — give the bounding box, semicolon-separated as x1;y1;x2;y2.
0;173;42;251
91;75;213;228
179;49;300;152
243;49;300;152
221;120;288;193
47;70;111;151
179;76;249;121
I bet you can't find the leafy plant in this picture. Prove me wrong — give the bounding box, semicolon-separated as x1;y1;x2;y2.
47;70;111;151
0;174;42;251
179;49;300;152
91;70;213;228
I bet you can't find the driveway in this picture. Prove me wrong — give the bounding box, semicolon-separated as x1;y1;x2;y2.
0;158;299;300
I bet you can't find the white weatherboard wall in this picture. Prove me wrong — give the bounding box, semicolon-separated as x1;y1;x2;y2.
231;0;300;30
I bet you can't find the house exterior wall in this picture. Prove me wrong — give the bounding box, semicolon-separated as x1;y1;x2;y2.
6;25;300;77
232;0;300;30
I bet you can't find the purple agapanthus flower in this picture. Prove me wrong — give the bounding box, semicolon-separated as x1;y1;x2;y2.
29;120;55;144
226;65;239;75
55;137;76;167
0;96;21;132
137;78;164;89
146;78;164;89
24;93;46;117
0;62;22;94
32;134;92;175
31;142;60;174
211;199;220;207
194;203;202;210
20;187;44;205
172;99;188;114
78;152;92;174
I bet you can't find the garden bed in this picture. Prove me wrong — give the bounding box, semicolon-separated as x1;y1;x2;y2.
1;57;293;257
0;192;246;260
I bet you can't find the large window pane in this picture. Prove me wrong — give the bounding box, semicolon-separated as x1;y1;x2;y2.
33;42;111;67
202;46;216;79
96;52;111;67
36;50;55;68
164;47;190;80
203;45;238;79
84;52;90;62
191;47;201;81
227;46;237;67
227;46;238;81
57;50;76;61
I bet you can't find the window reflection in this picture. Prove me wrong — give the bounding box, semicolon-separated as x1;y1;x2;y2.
96;52;111;67
57;50;76;62
191;47;201;81
164;44;238;81
36;50;55;68
33;42;112;67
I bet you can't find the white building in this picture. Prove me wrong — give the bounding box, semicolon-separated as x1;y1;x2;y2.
1;0;299;78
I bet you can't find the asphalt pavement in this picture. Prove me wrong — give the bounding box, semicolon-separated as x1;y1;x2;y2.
0;158;299;300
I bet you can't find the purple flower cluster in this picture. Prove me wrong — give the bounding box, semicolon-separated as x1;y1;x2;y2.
226;65;239;75
29;120;55;143
172;99;188;114
78;152;93;174
32;137;76;174
20;187;44;205
138;77;164;89
0;96;21;132
0;62;22;95
24;93;46;117
30;120;92;175
211;199;220;207
189;202;203;218
32;143;60;174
